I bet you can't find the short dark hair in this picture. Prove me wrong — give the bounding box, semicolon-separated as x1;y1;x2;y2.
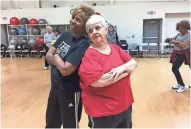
54;30;60;34
179;20;190;30
108;25;115;31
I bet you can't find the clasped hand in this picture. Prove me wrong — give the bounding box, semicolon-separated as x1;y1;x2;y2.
170;40;179;44
105;66;126;82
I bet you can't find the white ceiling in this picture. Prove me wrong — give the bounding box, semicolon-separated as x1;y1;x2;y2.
1;0;188;10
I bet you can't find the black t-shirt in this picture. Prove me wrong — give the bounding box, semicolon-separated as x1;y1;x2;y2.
51;32;89;93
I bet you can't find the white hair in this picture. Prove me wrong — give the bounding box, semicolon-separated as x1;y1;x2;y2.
86;15;108;32
46;26;52;30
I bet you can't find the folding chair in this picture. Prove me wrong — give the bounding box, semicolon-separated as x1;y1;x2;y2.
39;44;46;58
129;43;142;58
1;44;7;58
13;44;23;57
30;44;40;58
149;43;159;58
5;44;15;58
140;43;149;58
21;44;32;58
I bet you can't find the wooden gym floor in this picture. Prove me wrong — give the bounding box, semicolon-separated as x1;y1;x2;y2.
1;58;190;128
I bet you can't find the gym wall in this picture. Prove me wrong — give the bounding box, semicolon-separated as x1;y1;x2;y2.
165;13;190;39
1;25;8;46
1;1;190;44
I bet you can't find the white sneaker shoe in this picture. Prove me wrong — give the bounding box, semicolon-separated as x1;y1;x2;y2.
176;86;186;93
44;67;48;70
172;84;181;89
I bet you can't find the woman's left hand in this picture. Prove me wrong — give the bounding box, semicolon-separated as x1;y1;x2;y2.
170;40;179;44
109;66;126;81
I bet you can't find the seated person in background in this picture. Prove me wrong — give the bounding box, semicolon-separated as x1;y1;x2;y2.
79;15;137;128
44;26;54;70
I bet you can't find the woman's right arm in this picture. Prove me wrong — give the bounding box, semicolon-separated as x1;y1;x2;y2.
91;71;129;87
91;59;136;88
46;33;64;65
79;55;129;89
46;46;56;65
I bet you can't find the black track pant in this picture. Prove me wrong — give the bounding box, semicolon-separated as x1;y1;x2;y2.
172;54;186;86
45;88;82;128
44;46;49;67
88;105;132;128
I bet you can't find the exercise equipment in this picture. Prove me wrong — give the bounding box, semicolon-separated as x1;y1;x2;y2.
32;28;41;35
18;28;27;35
165;38;172;43
29;19;38;28
10;17;19;25
28;38;37;45
10;28;18;35
20;18;29;24
37;37;44;45
20;38;28;44
9;39;19;45
41;28;47;35
95;12;101;15
38;19;48;28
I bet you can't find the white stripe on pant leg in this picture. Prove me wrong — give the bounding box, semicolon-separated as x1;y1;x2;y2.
77;92;80;110
90;117;94;129
76;92;79;109
75;92;81;129
76;92;80;128
75;92;78;128
77;92;79;113
76;92;79;128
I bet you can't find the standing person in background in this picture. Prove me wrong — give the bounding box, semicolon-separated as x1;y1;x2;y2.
44;26;54;70
107;24;119;44
170;20;190;93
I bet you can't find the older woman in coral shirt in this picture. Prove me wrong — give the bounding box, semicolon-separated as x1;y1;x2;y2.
79;15;137;128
